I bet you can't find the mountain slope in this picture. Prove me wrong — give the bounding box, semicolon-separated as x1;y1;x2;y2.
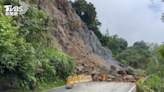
35;0;126;75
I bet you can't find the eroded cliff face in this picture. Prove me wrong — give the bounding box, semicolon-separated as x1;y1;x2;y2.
36;0;126;75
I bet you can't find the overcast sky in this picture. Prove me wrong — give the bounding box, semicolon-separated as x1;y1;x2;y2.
72;0;164;46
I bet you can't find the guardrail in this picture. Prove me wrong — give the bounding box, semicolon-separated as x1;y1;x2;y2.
136;75;154;92
66;74;106;89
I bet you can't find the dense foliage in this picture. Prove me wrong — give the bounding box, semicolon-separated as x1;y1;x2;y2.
144;74;164;92
141;43;164;92
0;1;75;91
103;30;128;55
117;41;151;69
71;0;102;39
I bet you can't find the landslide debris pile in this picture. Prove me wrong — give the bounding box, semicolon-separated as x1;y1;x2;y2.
93;66;139;82
34;0;127;75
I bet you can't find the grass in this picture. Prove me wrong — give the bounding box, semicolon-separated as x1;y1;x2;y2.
18;79;66;92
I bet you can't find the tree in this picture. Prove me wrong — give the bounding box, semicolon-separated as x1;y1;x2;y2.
146;43;163;74
158;43;164;78
147;43;159;62
72;0;101;26
117;44;151;69
133;40;149;50
162;13;164;22
119;38;128;51
103;30;128;55
71;0;102;40
159;43;164;58
162;0;164;22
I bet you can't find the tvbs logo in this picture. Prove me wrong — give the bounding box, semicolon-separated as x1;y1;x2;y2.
4;2;29;16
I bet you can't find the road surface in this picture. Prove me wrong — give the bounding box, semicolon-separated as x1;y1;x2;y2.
46;82;136;92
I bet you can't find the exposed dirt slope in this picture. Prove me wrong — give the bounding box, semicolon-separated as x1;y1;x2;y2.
35;0;127;75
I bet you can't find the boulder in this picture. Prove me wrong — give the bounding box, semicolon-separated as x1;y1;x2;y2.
110;70;117;75
92;74;99;81
108;75;116;79
91;70;98;75
123;75;134;81
117;78;123;82
107;78;112;82
66;84;73;89
118;69;128;75
98;76;103;81
76;65;85;71
115;74;121;77
126;75;134;79
111;65;117;70
130;80;137;82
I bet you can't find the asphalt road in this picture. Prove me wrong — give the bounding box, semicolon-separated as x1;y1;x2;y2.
46;82;136;92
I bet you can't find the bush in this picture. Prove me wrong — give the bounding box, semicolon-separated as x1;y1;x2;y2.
144;74;164;92
35;48;76;83
0;6;37;89
128;67;146;76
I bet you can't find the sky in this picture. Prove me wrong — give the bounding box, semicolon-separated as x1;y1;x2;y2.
72;0;164;46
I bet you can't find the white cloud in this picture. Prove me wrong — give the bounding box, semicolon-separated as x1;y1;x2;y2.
75;0;164;46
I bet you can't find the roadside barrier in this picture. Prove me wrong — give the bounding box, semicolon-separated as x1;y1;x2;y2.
66;76;74;89
82;75;86;82
73;76;79;84
78;75;85;82
77;75;80;82
77;75;94;82
66;76;74;84
84;75;89;82
86;75;90;82
136;75;154;92
88;75;93;81
66;75;93;89
83;76;87;82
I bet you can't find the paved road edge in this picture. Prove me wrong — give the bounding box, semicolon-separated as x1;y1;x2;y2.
40;85;66;92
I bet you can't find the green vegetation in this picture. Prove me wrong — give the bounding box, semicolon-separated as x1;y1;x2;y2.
144;74;164;92
138;43;164;92
128;67;146;76
72;0;151;71
71;0;102;40
1;0;163;91
26;79;65;92
137;3;164;90
117;41;151;69
0;1;75;91
103;29;128;55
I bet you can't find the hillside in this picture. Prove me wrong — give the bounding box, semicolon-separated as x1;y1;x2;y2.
39;0;126;74
0;0;129;91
